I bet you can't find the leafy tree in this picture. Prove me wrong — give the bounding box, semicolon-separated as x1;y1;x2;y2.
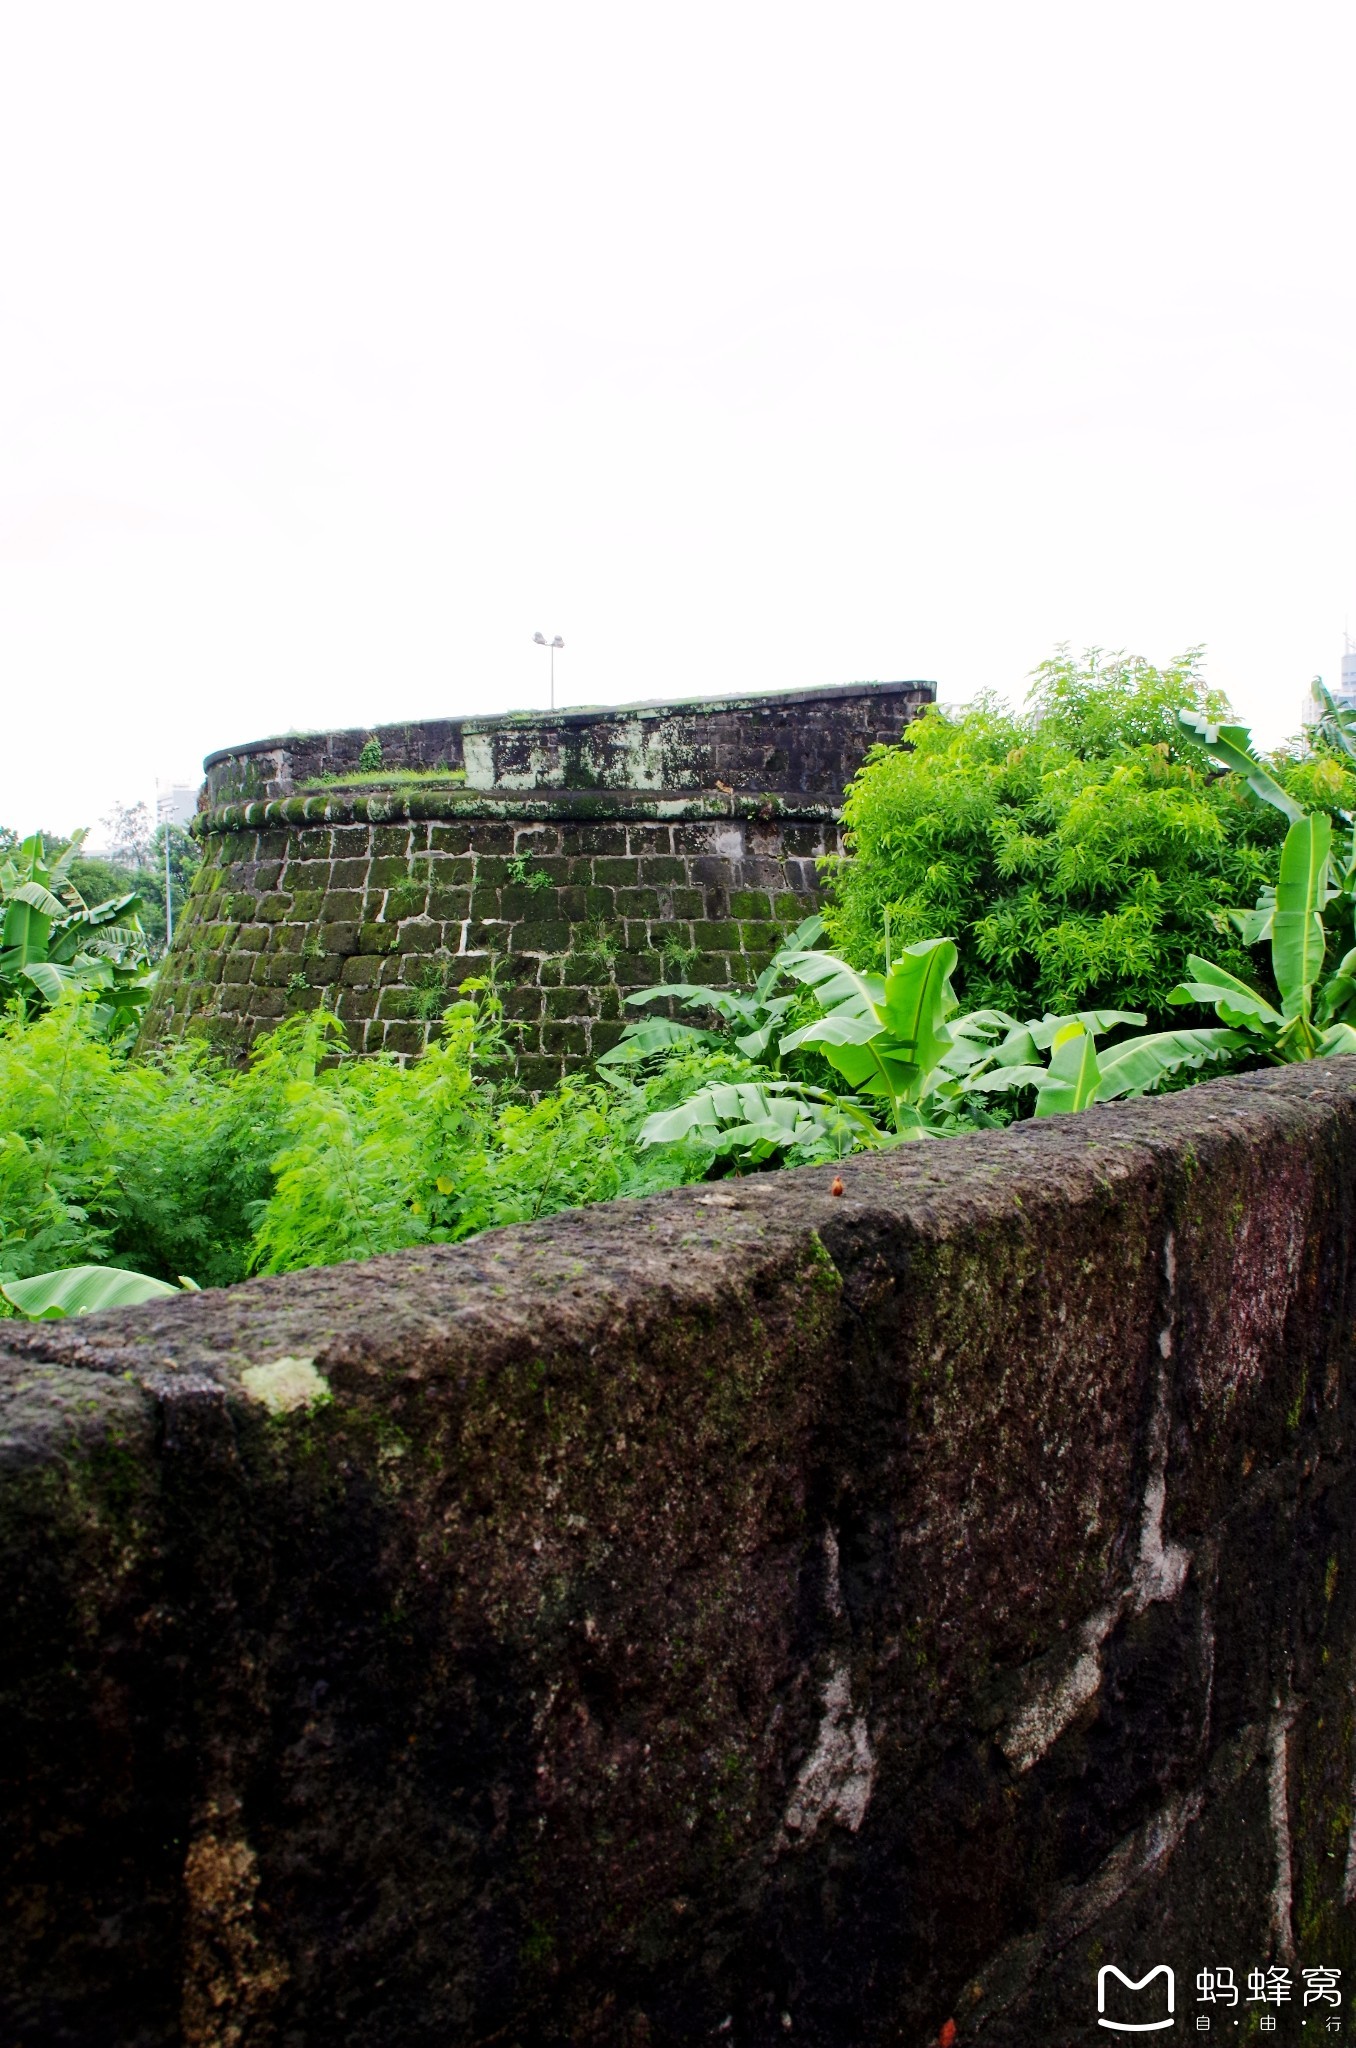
100;800;154;869
825;649;1340;1027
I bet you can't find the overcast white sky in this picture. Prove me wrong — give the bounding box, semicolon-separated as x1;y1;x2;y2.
2;1;1354;838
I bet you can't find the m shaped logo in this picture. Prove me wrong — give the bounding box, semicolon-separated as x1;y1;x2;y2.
1097;1965;1176;2032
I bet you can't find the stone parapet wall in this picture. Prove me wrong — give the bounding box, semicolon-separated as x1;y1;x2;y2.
4;1062;1356;2045
202;681;932;805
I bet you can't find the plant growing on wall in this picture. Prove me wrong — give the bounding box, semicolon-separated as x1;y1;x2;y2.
505;854;553;893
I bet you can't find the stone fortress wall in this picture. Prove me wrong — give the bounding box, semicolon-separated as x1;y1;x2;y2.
4;1061;1356;2044
143;681;934;1078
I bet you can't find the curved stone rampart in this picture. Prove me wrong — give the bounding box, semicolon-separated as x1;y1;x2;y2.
4;1062;1356;2044
147;682;933;1070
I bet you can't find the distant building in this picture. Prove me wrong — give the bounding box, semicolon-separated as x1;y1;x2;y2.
1303;638;1356;728
156;784;199;829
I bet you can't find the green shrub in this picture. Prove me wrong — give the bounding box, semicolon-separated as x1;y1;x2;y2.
0;989;717;1294
824;649;1347;1026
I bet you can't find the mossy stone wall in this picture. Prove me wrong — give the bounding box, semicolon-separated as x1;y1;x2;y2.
4;1063;1356;2044
145;682;933;1073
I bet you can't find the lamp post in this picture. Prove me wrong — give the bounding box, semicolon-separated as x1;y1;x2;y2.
533;632;564;709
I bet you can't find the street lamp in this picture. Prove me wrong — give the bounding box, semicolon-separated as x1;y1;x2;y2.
533;631;564;709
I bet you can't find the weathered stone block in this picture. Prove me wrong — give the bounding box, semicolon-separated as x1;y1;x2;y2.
325;861;364;892
370;826;411;857
379;1020;425;1056
615;950;662;985
429;824;474;854
281;859;330;889
340;954;383;986
511;921;572;955
592;857;639;887
541;1019;588;1056
330;826;371;859
368;855;411;889
516;1050;563;1089
636;855;686;883
544;987;592;1020
502;987;545;1020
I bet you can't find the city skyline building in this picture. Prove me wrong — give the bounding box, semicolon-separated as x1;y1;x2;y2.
1302;634;1356;727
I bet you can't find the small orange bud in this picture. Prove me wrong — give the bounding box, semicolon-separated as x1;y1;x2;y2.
830;1176;844;1197
939;2022;957;2048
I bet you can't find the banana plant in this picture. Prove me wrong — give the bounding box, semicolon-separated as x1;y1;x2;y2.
1169;714;1356;1061
1167;826;1356;1061
777;934;962;1135
1180;705;1356;938
942;1006;1243;1115
600;915;825;1068
1;1264;199;1319
634;1076;898;1165
0;832;151;1031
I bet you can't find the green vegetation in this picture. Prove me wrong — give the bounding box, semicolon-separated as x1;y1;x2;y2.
12;646;1356;1315
505;854;553;891
65;800;201;954
1161;710;1356;1063
824;650;1351;1025
0;983;726;1299
298;766;468;789
1;832;153;1034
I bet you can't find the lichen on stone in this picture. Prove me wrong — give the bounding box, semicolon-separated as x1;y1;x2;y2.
238;1355;331;1416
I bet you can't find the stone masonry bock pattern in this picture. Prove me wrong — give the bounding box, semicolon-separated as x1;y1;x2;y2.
142;682;933;1080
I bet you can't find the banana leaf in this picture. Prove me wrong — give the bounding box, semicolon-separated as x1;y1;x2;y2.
1033;1023;1104;1116
1094;1027;1244;1099
1168;955;1283;1029
1271;812;1330;1016
1177;712;1303;823
1318;947;1356;1025
1;1264;184;1318
596;1019;716;1066
780;938;959;1110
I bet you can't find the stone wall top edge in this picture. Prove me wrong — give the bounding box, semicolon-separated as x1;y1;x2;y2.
201;679;937;770
192;788;846;835
6;1058;1352;1391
